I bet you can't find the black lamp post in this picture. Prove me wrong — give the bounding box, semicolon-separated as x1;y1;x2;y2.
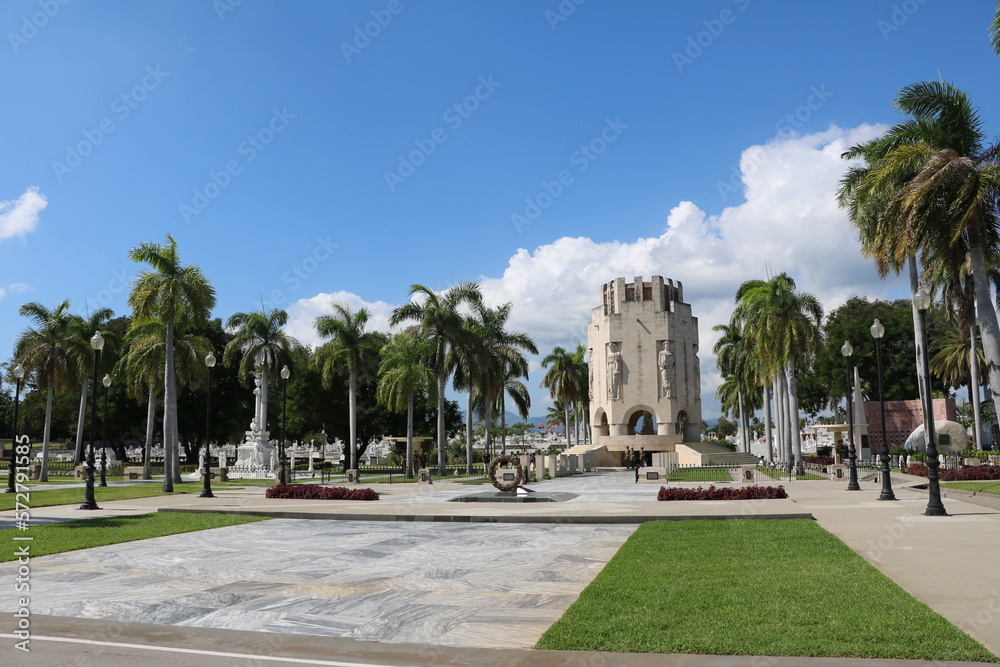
280;364;290;485
842;340;860;490
200;351;215;498
914;285;948;516
99;373;111;487
871;319;897;501
4;364;25;494
80;331;103;510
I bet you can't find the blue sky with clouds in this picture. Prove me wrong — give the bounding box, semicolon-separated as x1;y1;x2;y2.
2;0;999;419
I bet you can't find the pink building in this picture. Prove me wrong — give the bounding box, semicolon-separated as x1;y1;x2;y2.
863;398;956;455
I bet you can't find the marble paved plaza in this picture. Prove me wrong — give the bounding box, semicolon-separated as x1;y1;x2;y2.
0;518;636;648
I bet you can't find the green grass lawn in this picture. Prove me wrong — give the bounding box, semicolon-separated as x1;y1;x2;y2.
0;482;248;512
667;467;732;482
942;481;1000;496
0;512;270;562
536;519;996;662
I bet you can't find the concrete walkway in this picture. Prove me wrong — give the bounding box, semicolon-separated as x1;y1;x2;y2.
1;470;998;665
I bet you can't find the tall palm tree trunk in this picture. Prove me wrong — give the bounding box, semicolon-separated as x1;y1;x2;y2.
406;392;414;478
74;378;88;465
736;388;747;453
39;383;54;482
563;404;571;449
348;372;357;470
500;393;507;455
971;325;983;448
162;319;176;493
909;257;928;409
782;369;794;472
788;361;804;475
763;385;773;462
143;386;155;477
437;369;447;475
171;376;181;483
465;391;474;473
774;372;785;466
484;402;494;462
969;233;1000;397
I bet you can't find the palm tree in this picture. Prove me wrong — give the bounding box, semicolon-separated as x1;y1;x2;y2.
541;346;581;449
128;235;216;492
571;344;590;447
930;313;987;409
450;317;485;471
67;308;115;467
840;82;1000;401
991;4;1000;54
390;283;483;474
314;303;378;470
225;308;299;448
713;318;754;453
120;318;211;477
735;273;823;475
377;331;436;477
15;300;86;481
468;302;538;457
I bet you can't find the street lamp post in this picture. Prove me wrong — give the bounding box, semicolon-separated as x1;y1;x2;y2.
280;365;290;485
80;331;103;510
842;340;860;490
99;374;111;487
4;364;25;494
914;286;948;516
200;351;215;498
871;319;896;501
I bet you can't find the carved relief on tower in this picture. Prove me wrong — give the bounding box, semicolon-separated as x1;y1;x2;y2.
607;342;623;401
657;340;675;400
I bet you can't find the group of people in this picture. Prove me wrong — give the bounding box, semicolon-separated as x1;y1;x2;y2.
624;446;647;483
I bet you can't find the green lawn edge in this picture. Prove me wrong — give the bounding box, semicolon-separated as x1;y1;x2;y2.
536;519;997;662
0;482;251;512
0;512;270;562
942;481;1000;496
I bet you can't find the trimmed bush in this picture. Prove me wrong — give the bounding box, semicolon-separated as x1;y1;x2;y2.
265;484;379;501
904;464;1000;481
657;485;787;501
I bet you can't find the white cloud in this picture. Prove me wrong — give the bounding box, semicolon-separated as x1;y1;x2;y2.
285;291;397;349
0;187;46;242
0;282;29;301
287;124;907;419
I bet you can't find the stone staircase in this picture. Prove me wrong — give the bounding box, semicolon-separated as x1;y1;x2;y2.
562;442;603;457
682;442;759;466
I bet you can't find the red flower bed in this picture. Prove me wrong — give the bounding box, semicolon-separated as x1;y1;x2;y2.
657;485;788;501
904;464;1000;481
265;484;379;501
803;456;834;465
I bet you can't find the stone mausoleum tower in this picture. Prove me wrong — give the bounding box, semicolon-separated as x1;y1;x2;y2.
588;276;702;455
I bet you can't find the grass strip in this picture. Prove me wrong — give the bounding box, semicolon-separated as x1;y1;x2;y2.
0;512;270;562
942;481;1000;496
536;519;996;662
667;468;732;482
0;482;247;512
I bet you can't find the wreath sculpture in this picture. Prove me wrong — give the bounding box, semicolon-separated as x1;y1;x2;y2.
488;454;523;492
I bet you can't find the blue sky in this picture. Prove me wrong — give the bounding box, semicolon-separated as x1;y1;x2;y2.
3;0;999;420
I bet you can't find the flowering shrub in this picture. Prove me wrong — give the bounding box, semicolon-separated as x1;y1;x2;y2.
803;456;834;465
265;484;379;501
904;464;1000;481
657;485;788;501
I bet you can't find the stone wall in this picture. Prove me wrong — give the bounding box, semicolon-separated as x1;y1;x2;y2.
863;398;956;455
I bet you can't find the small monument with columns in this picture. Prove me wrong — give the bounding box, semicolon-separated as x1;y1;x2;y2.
229;371;277;479
588;276;702;459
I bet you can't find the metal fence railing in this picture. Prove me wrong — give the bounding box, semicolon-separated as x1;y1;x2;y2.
317;465;488;485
